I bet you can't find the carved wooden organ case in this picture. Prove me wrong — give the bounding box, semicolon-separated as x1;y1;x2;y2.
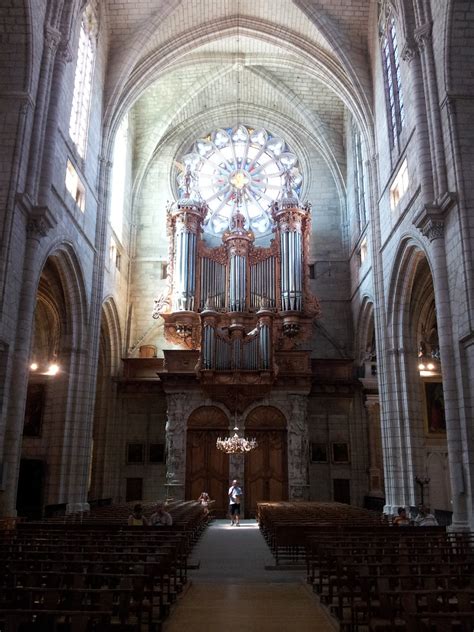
154;194;320;384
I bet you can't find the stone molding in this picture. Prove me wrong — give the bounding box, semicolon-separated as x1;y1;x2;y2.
414;21;433;51
401;41;417;64
16;194;57;239
44;25;62;53
413;192;457;242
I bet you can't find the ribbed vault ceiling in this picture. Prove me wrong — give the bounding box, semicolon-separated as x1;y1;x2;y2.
103;0;374;207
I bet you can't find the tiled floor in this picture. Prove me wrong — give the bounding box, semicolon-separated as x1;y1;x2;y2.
163;520;335;632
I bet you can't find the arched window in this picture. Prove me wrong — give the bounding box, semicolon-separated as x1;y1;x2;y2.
380;11;404;151
110;114;129;242
69;3;98;159
352;124;366;232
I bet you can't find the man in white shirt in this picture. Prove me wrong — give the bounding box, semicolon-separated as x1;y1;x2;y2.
149;503;173;527
228;479;243;526
414;504;438;526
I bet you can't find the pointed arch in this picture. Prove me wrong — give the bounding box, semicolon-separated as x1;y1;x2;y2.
100;297;123;376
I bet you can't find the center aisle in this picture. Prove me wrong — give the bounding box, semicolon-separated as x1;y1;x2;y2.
163;520;335;632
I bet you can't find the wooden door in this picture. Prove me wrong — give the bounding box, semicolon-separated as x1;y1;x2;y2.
186;407;229;516
244;406;288;516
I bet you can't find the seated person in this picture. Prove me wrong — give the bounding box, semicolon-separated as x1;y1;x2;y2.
128;503;149;526
414;504;438;526
149;502;173;527
197;491;212;516
392;506;411;526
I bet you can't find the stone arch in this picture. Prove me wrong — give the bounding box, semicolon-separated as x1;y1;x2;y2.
356;296;376;367
17;242;89;514
130;64;345;208
384;237;449;512
100;297;123;376
133;101;346;223
89;298;123;500
36;242;89;354
104;17;375;166
444;0;474;95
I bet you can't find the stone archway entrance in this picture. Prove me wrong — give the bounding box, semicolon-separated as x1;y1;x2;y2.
186;406;229;516
244;406;288;516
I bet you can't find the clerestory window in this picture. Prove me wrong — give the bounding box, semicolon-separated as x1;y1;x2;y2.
352;125;366;232
381;13;405;152
69;3;98;159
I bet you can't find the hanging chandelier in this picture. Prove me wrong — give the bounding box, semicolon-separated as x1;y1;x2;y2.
216;424;258;454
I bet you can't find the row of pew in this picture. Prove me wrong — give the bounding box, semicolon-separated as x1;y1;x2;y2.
0;501;208;631
257;502;387;564
258;502;474;631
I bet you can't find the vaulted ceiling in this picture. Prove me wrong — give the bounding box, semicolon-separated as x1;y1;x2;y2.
103;0;375;212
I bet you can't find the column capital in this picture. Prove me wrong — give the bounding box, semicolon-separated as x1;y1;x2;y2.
16;194;57;239
44;25;62;53
401;41;418;64
414;21;433;52
57;42;73;64
413;192;457;242
364;394;380;410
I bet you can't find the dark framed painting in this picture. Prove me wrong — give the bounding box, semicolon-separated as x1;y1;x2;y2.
424;381;446;433
23;383;45;437
127;443;144;464
332;442;350;463
149;443;165;463
311;443;328;463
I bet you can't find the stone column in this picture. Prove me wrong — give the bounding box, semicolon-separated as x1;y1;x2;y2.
365;395;384;498
165;393;188;500
414;203;469;530
0;209;55;516
286;394;310;500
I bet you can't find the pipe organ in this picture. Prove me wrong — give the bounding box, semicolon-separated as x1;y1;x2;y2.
156;187;319;380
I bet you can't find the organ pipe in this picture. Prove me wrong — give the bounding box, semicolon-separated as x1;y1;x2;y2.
279;225;303;311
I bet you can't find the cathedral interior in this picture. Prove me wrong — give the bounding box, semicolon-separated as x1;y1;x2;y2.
1;0;474;534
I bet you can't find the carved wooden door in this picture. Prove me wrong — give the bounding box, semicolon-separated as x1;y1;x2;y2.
244;406;288;516
186;407;229;516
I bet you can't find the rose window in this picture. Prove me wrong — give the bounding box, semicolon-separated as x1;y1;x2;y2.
178;125;302;236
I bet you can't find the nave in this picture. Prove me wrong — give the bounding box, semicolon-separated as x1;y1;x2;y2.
163;519;334;632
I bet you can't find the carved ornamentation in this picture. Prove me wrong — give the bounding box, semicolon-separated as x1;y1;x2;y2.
413;193;457;242
198;242;228;266
161;312;201;350
401;42;417;64
286;394;310;491
44;25;62;53
57;42;73;64
415;21;433;52
27;219;49;238
248;240;278;265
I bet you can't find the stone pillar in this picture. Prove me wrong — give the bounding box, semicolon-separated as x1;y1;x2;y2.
165;393;188;500
286;394;310;500
414;203;469;530
365;395;384;498
0;209;55;516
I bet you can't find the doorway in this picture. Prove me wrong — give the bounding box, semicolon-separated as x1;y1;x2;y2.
16;459;44;519
244;406;288;516
186;406;229;516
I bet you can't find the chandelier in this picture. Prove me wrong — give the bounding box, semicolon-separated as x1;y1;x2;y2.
216;424;258;454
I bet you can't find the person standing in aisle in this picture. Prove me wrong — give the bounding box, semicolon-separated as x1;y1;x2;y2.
228;479;243;526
